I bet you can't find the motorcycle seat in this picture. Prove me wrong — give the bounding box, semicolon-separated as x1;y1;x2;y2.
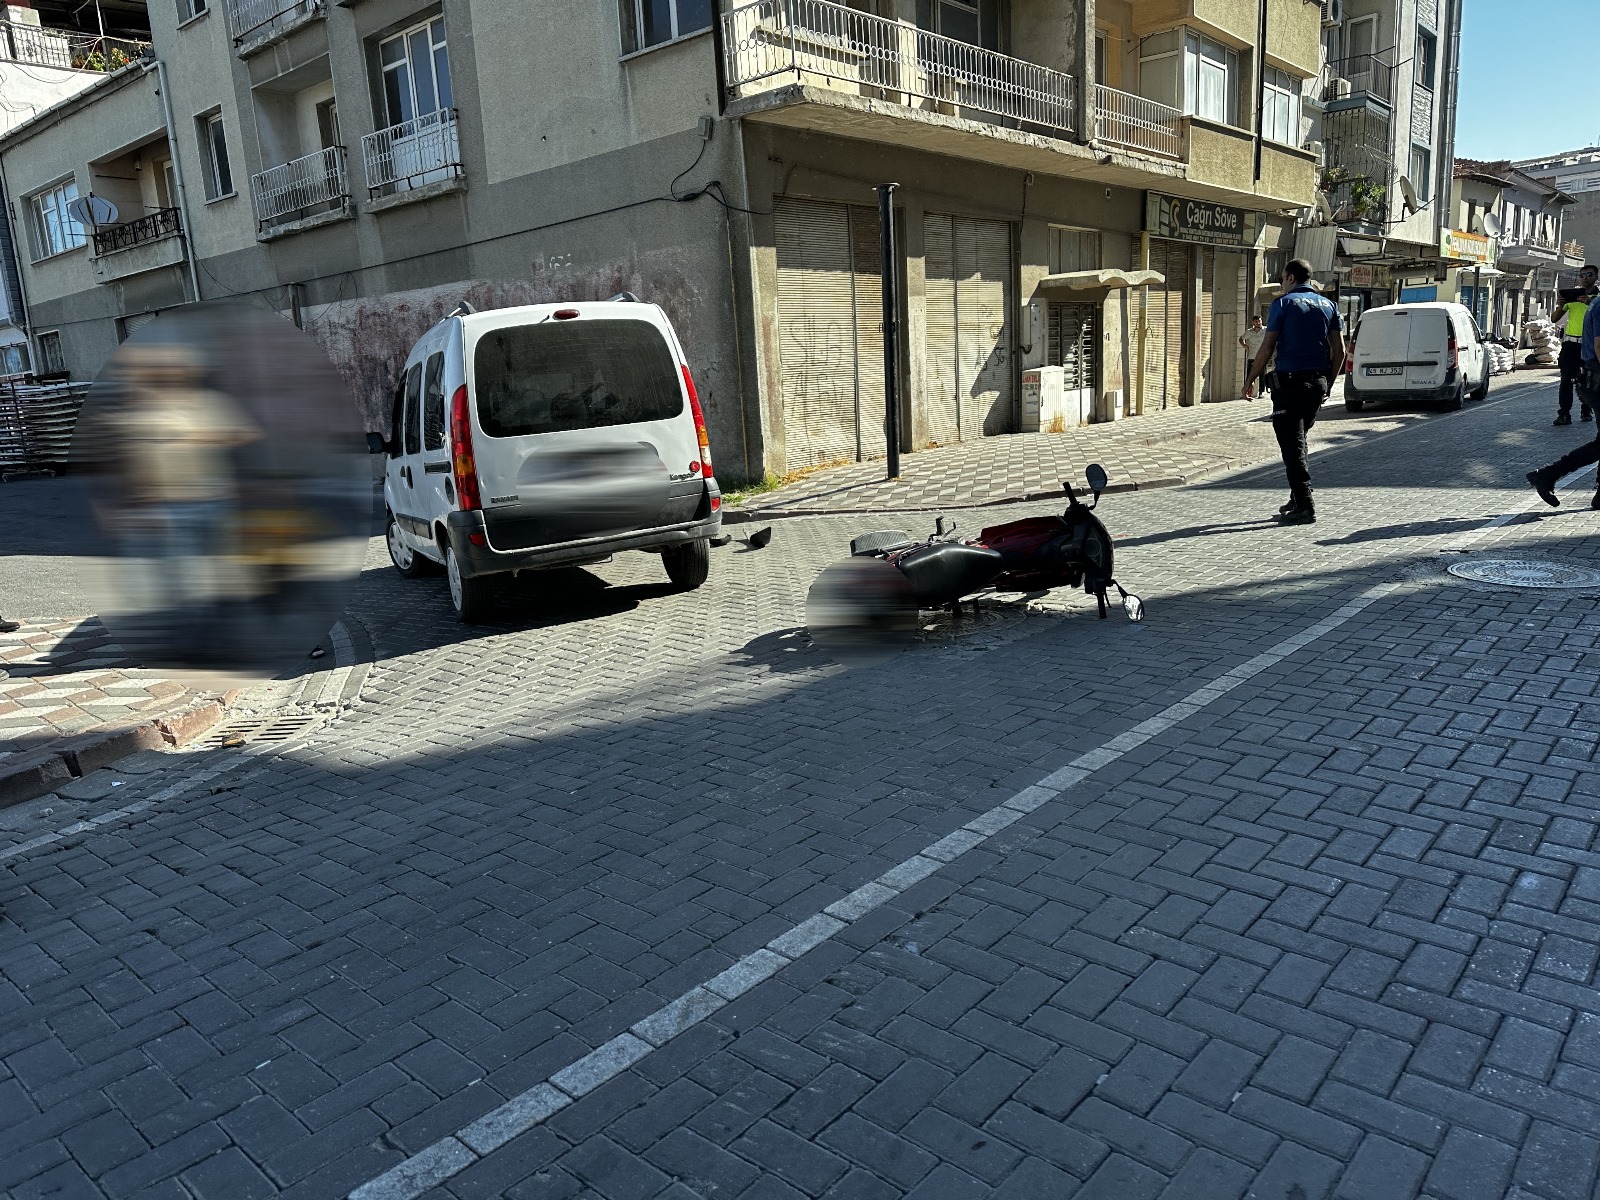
895;541;1004;605
851;529;916;557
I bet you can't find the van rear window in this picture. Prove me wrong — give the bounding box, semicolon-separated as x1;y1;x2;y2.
473;319;683;438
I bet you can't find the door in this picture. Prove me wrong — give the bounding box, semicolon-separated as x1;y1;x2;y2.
773;197;886;472
379;17;456;189
1404;309;1448;392
390;360;428;549
924;212;1014;444
1144;240;1189;409
1047;302;1098;391
316;99;340;150
418;349;453;525
1196;247;1215;402
1209;250;1245;401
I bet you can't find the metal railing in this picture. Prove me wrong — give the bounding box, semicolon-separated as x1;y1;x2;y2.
1093;84;1184;159
91;207;182;255
361;109;461;197
226;0;318;45
0;380;90;480
722;0;1075;139
1324;54;1395;107
251;146;348;231
0;24;148;71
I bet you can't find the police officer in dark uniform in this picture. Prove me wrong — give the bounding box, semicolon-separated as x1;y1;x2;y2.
1241;260;1346;525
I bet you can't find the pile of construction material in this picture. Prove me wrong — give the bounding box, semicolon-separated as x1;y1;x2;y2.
1487;342;1516;375
0;380;89;480
1523;319;1561;366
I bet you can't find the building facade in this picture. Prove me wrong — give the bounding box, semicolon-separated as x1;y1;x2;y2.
1;0;1332;484
1449;159;1574;338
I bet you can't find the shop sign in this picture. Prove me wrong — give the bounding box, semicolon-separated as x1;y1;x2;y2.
1145;193;1262;248
1441;229;1494;265
1349;265;1392;289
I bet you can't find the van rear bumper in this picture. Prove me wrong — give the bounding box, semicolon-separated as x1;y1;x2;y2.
1347;367;1461;402
445;507;723;578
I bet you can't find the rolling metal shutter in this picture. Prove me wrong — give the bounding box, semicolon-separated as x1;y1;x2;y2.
119;311;160;342
1197;247;1214;402
773;197;885;473
1145;240;1190;410
924;212;1013;445
1162;241;1190;407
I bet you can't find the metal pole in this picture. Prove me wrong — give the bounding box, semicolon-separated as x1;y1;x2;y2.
877;182;901;480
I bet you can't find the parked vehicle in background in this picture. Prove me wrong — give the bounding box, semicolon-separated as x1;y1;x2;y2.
1343;302;1491;413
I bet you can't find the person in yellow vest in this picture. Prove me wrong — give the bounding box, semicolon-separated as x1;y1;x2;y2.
1557;265;1600;425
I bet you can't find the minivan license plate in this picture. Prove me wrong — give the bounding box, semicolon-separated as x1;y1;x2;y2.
1365;366;1403;376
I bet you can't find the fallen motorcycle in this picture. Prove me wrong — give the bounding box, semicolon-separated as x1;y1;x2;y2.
807;465;1144;654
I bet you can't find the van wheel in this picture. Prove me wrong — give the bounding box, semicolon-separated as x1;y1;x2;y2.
662;539;710;590
1471;367;1491;401
1441;383;1465;412
445;544;491;624
1344;393;1363;413
387;511;438;578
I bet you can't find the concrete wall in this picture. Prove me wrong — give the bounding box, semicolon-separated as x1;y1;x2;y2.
0;62;104;135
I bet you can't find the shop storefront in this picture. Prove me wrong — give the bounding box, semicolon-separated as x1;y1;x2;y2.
1142;193;1263;407
1440;228;1496;328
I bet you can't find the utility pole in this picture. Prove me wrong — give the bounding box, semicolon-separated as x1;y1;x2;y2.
877;183;901;480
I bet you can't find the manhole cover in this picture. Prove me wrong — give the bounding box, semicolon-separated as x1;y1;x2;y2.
1446;559;1600;589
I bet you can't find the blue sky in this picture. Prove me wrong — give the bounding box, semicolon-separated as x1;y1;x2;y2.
1456;0;1597;160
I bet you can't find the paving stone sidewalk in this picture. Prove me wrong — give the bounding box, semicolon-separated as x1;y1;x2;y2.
728;369;1559;520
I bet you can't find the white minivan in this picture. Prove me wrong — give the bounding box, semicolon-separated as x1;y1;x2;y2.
375;294;722;623
1343;301;1491;413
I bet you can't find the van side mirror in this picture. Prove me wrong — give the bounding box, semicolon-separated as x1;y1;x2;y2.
366;432;388;455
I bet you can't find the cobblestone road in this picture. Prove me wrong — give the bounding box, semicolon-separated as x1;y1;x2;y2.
6;376;1600;1200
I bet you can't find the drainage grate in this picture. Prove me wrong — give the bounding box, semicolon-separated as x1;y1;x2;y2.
1446;559;1600;590
202;712;322;749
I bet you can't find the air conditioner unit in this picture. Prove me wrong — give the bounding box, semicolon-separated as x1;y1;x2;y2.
1321;0;1344;26
1328;78;1353;101
1304;139;1324;158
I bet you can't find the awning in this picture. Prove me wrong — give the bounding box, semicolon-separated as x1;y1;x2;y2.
1035;269;1165;294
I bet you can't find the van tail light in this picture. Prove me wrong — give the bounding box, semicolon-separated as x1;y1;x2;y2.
449;384;482;512
1343;339;1354;375
682;364;713;478
1447;331;1459;371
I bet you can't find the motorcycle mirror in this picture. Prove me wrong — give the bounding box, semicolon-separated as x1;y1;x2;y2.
1086;463;1108;498
1123;593;1145;623
366;432;388;455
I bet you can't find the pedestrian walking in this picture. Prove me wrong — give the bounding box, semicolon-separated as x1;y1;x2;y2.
1240;315;1272;392
1241;260;1345;525
1553;276;1596;424
1528;286;1600;508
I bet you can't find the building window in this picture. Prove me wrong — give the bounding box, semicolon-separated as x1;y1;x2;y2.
379;17;451;127
181;0;207;20
1415;29;1436;90
29;179;86;260
36;331;64;375
1262;66;1300;146
199;112;234;199
1409;144;1431;196
618;0;713;55
1050;226;1101;274
1138;29;1238;125
1;344;28;375
1264;248;1289;283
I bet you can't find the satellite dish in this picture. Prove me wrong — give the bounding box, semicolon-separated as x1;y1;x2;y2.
65;194;118;228
1315;194;1335;225
1398;176;1420;215
1482;212;1505;239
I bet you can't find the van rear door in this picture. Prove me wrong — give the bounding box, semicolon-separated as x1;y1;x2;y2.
1404;308;1448;392
1356;310;1413;393
467;312;702;551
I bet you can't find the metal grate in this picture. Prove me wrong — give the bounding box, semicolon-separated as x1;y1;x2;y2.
202;712;322;749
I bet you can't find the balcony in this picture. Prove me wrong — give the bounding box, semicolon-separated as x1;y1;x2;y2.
89;209;186;285
251;146;350;236
0;24;149;71
722;0;1076;141
226;0;322;52
1094;85;1184;160
1323;54;1395;113
361;109;462;203
1498;233;1561;266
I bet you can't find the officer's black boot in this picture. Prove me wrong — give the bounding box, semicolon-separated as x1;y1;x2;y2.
1277;487;1316;524
1527;468;1561;507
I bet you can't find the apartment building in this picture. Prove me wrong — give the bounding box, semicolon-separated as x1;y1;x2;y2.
0;0;1328;484
1298;0;1462;331
1445;159;1575;338
1517;146;1600;293
0;0;150;374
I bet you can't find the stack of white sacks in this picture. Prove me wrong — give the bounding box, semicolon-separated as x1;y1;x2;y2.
1523;319;1562;366
1487;343;1516;375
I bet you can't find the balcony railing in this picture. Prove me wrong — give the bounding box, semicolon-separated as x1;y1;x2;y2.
1094;85;1184;160
361;109;461;198
0;24;148;71
91;208;182;256
226;0;317;46
723;0;1075;140
251;146;349;231
1324;54;1395;108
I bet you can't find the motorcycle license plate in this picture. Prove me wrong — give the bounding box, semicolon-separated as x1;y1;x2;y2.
1365;366;1403;376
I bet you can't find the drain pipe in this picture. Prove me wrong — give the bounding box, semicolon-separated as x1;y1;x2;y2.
143;57;202;304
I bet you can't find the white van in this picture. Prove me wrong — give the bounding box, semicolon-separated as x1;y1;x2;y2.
1344;301;1491;412
375;295;722;623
